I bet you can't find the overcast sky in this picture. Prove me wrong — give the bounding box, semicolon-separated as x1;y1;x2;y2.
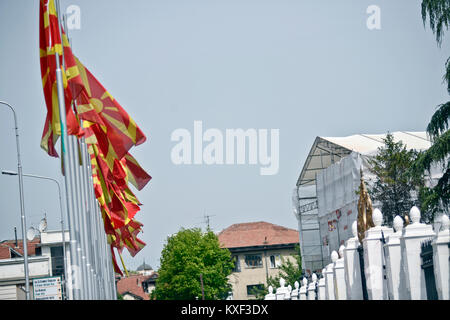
0;0;449;270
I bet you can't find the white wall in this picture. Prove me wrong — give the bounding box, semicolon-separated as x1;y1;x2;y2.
0;257;50;280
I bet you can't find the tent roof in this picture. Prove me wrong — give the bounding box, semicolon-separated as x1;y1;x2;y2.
296;131;431;187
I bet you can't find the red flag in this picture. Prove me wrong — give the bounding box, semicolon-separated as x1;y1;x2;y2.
75;57;146;160
39;0;83;157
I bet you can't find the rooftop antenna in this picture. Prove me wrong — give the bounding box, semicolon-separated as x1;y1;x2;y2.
14;227;18;247
203;211;216;230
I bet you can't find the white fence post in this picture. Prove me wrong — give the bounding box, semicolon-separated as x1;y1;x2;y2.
334;245;347;300
324;260;335;300
432;214;449;300
401;206;435;300
324;251;338;300
299;277;308;300
385;215;407;300
291;281;300;300
307;273;317;300
265;285;276;300
318;269;326;300
362;208;393;300
286;284;292;300
344;221;363;300
276;278;289;300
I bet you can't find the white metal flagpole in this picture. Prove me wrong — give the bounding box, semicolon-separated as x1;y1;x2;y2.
54;0;85;299
53;50;82;299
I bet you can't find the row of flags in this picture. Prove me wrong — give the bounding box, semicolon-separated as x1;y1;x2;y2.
39;0;151;275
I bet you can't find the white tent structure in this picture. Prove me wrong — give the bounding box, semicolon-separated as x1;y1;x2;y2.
293;131;435;273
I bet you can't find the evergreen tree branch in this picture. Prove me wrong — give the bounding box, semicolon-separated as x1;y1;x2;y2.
422;0;450;46
427;101;450;140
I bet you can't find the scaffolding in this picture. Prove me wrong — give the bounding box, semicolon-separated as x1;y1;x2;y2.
293;132;432;274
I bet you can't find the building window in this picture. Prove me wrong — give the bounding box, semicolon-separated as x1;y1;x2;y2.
246;284;264;296
244;254;262;268
269;254;281;268
232;255;241;272
50;246;64;277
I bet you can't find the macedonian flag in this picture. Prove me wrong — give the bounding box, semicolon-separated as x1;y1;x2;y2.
39;0;83;157
74;57;146;161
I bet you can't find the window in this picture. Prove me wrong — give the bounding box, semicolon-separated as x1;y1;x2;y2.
244;254;262;268
269;254;281;268
232;255;241;272
50;246;64;277
247;284;264;296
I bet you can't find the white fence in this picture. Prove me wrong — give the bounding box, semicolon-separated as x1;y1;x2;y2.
265;206;449;300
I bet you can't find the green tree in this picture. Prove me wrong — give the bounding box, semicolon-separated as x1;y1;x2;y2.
150;228;234;300
368;133;427;226
413;0;450;215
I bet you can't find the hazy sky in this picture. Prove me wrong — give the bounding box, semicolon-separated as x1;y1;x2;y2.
0;0;448;270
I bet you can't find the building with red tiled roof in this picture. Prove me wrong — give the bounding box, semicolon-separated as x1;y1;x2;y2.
0;231;71;300
116;273;158;300
0;238;41;260
218;221;300;300
218;221;299;249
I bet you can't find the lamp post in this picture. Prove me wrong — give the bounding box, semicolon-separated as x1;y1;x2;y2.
2;170;69;299
0;101;30;300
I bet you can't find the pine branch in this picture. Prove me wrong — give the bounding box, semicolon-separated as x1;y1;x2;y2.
422;0;450;46
445;57;450;93
427;101;450;140
415;129;450;172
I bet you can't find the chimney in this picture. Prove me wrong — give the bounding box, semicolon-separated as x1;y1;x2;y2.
14;227;18;248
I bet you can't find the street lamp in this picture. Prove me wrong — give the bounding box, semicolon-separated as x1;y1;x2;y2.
2;170;68;299
0;101;30;300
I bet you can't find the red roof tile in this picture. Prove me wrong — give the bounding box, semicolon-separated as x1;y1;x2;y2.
218;221;299;249
117;274;154;300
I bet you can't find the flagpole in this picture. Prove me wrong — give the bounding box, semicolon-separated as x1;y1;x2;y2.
95;205;106;299
56;0;90;299
52;0;85;300
53;52;82;300
98;205;109;299
81;140;97;299
0;101;30;300
108;241;115;299
86;150;101;299
71;136;89;299
60;10;97;300
79;137;95;299
85;151;100;299
86;144;103;301
104;215;111;299
76;139;90;299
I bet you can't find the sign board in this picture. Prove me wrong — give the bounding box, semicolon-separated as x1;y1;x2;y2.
33;276;63;300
